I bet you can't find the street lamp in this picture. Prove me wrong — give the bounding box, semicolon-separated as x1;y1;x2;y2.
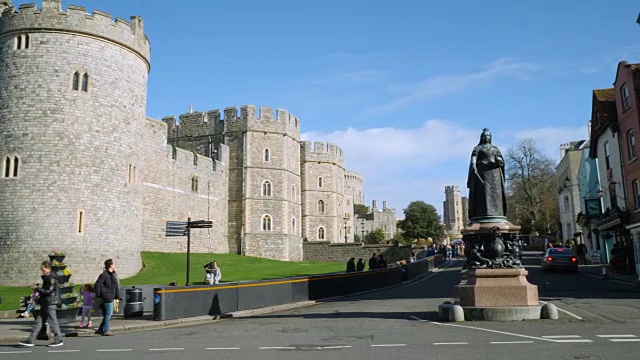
361;219;366;241
343;217;349;243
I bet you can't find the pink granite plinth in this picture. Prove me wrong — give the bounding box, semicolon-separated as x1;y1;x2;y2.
457;268;538;307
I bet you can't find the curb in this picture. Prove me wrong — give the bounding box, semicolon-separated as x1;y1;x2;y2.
0;261;451;344
581;270;639;286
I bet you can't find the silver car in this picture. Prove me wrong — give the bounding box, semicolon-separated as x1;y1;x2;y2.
541;248;578;273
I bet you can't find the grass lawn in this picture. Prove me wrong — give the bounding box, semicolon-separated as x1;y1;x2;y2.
0;253;343;311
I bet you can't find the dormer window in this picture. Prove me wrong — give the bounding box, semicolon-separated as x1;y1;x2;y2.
621;83;630;110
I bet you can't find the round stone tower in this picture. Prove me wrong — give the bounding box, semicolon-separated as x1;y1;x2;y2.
344;170;364;206
0;0;150;285
301;142;352;243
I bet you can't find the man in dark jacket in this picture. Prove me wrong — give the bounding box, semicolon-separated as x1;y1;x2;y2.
19;261;63;347
94;259;120;336
346;258;356;273
368;253;378;270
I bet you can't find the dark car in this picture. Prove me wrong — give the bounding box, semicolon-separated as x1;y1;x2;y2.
541;248;578;273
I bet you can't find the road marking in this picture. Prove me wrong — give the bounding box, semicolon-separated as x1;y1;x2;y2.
410;316;556;342
609;339;640;342
48;350;81;353
259;346;296;350
371;344;406;347
542;335;582;339
551;339;593;343
206;347;241;350
322;345;353;349
539;300;584;320
434;342;468;345
596;335;637;338
491;341;534;344
149;348;184;351
0;351;31;354
96;349;133;352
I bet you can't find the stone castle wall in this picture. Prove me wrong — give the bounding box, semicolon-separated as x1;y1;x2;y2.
0;0;149;285
141;118;229;254
302;241;412;263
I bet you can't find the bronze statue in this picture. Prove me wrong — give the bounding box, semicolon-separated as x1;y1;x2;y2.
467;128;507;222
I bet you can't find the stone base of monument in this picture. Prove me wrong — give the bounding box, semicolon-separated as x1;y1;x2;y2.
439;268;555;321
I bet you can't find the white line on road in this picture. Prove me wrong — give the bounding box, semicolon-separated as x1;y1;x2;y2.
322;345;353;349
551;339;593;343
539;301;584;320
206;347;241;350
410;316;556;342
434;342;468;345
491;341;535;344
541;335;582;339
149;348;184;351
259;346;296;350
96;349;133;352
371;344;407;347
596;335;637;338
48;350;81;353
0;351;31;354
609;339;640;342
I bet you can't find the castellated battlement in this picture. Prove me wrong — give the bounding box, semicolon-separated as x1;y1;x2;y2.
445;185;460;192
344;170;364;183
162;105;301;139
0;0;150;68
300;141;344;166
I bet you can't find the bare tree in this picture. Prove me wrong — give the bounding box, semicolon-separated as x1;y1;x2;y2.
505;139;558;235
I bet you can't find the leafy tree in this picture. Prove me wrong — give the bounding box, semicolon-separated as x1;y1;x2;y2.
505;139;558;235
353;204;368;216
365;228;385;244
392;231;412;245
397;201;444;241
353;234;362;243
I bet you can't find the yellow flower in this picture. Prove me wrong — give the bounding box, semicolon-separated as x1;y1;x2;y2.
63;268;71;276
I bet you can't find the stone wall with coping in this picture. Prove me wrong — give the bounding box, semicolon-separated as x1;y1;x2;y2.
302;241;412;263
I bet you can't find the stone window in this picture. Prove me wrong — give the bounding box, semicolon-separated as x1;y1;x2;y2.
77;210;84;234
262;180;272;196
15;34;29;50
262;214;272;231
191;176;199;192
2;155;19;178
127;164;138;184
317;200;325;213
291;218;296;234
193;153;198;166
71;71;90;92
318;176;323;188
171;146;177;160
633;180;640;210
318;227;325;240
264;148;270;162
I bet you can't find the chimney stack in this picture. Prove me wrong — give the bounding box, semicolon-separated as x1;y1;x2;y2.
372;200;377;210
383;201;387;210
189;105;194;113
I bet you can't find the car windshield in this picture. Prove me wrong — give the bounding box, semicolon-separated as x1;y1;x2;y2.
548;248;574;255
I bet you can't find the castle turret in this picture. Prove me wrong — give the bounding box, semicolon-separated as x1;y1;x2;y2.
0;1;151;285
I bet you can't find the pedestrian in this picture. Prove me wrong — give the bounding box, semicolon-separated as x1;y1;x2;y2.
18;261;64;347
94;259;121;336
368;253;378;270
78;284;95;328
377;254;388;268
204;260;222;285
577;243;587;265
20;289;39;318
356;258;365;271
346;257;356;273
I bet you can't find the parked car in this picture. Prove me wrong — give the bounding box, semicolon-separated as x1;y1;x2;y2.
541;248;578;273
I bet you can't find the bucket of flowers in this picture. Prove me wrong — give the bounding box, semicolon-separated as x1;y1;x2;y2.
58;282;75;296
56;268;72;284
60;291;78;306
56;302;80;324
48;250;65;264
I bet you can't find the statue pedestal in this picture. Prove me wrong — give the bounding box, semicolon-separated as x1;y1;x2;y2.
458;268;538;307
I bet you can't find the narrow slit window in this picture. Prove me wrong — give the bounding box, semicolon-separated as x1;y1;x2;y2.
12;156;19;177
3;157;10;178
24;34;29;49
72;72;80;91
264;148;270;162
171;146;177;160
318;176;323;188
81;73;89;92
318;227;325;240
78;211;84;234
16;35;22;50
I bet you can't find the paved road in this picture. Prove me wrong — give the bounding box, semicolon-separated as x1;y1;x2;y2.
2;254;640;359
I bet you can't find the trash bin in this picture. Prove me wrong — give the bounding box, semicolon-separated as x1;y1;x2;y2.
124;286;143;318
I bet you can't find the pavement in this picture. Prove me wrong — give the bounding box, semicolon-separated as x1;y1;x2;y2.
1;254;639;359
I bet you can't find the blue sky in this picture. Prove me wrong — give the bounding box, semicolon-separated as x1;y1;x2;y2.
14;0;640;217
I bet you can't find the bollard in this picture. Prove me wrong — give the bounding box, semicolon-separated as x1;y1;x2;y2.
449;305;465;322
601;265;608;278
541;303;558;320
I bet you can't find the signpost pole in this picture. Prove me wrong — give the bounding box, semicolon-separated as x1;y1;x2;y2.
186;217;191;286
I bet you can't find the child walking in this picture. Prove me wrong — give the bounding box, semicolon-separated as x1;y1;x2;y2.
79;284;95;328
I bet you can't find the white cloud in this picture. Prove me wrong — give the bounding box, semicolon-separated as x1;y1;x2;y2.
304;121;589;216
360;58;538;117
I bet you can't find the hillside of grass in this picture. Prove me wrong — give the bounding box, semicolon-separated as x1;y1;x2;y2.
1;252;343;311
